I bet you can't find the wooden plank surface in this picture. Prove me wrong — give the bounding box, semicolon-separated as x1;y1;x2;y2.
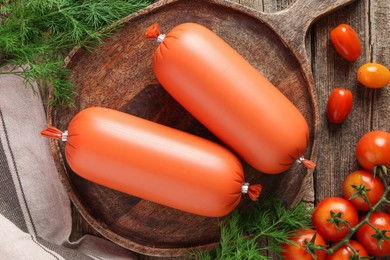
66;0;389;259
312;0;369;202
312;1;389;259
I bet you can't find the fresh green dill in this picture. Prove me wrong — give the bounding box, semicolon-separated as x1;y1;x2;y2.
194;197;313;260
0;0;153;107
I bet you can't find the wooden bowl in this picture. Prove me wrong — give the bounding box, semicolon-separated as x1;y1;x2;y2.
44;0;353;256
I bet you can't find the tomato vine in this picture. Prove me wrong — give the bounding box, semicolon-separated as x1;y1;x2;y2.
306;165;390;258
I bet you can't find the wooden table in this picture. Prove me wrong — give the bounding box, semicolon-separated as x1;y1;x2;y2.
69;0;390;258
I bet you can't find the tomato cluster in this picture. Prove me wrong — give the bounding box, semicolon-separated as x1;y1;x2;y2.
327;24;390;124
282;130;390;259
282;22;390;260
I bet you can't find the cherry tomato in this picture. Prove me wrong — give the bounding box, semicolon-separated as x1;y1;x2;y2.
282;228;326;260
342;170;384;211
327;88;353;124
357;212;390;256
357;63;390;89
312;197;358;242
330;24;362;62
326;240;369;259
356;130;390;171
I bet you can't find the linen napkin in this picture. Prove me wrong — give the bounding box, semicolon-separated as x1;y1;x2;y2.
0;65;137;260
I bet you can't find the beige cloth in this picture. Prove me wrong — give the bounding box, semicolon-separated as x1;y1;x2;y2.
0;65;137;260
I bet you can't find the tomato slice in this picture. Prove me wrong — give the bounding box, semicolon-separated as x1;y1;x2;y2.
330;24;362;62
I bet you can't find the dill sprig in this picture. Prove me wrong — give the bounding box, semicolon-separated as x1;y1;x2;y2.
195;197;313;259
0;0;153;107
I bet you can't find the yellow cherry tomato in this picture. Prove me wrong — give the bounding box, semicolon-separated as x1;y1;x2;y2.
357;63;390;89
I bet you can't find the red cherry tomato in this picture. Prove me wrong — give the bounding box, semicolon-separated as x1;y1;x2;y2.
357;63;390;89
342;170;384;211
326;240;369;259
356;130;390;171
330;24;362;62
327;88;353;124
282;228;326;260
312;197;358;242
357;212;390;256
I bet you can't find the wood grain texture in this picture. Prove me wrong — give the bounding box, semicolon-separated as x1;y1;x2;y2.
312;0;369;201
312;0;389;203
52;0;389;259
311;1;388;259
371;0;390;132
238;0;264;11
369;2;390;258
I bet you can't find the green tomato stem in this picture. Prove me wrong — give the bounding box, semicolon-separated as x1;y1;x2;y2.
324;166;390;255
345;242;358;256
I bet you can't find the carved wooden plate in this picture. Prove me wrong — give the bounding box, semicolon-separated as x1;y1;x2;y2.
48;0;355;256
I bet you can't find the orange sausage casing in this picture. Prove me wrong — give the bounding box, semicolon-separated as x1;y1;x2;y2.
41;107;260;217
147;23;312;174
